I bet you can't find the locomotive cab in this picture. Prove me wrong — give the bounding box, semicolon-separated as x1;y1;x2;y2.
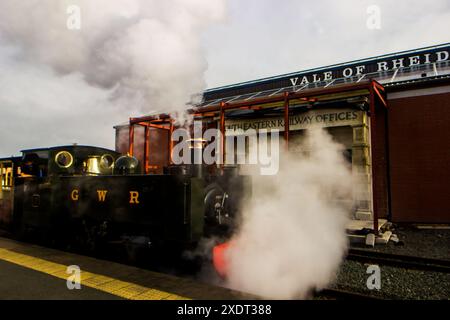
4;146;120;239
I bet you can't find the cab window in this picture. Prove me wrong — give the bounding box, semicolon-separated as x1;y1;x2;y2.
0;161;14;196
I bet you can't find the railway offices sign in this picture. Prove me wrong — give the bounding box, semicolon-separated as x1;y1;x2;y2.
225;109;363;135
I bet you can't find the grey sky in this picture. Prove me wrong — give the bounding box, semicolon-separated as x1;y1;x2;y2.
0;0;449;156
203;0;450;88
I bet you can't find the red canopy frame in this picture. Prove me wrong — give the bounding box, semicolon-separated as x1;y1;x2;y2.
128;80;387;232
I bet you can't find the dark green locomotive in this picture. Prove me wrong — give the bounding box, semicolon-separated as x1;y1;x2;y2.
0;145;248;260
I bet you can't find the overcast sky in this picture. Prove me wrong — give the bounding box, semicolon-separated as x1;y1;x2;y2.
0;0;449;156
203;0;450;88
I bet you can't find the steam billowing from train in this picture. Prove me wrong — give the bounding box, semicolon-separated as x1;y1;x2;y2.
0;0;226;119
1;1;352;299
224;128;352;299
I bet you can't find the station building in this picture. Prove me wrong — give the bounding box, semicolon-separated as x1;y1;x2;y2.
115;43;450;225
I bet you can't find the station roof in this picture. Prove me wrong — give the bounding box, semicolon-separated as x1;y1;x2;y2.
123;43;450;126
200;43;450;107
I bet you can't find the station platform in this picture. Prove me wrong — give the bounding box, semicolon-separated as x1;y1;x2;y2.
0;237;246;300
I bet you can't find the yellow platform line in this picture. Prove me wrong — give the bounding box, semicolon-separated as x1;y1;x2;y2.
0;248;189;300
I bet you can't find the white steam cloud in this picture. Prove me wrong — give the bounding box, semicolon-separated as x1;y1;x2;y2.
0;0;226;123
225;128;352;299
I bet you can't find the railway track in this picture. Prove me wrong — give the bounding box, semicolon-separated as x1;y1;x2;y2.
347;248;450;273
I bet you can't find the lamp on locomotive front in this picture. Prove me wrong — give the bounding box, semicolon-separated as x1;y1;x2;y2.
114;155;140;175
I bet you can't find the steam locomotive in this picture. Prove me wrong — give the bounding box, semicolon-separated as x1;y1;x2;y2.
0;145;248;264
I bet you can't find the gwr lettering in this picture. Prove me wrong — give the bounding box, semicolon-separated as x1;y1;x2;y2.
129;191;140;204
71;189;79;201
69;189;141;205
97;190;108;202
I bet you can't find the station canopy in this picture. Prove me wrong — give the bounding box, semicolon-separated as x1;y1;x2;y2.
198;61;450;110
